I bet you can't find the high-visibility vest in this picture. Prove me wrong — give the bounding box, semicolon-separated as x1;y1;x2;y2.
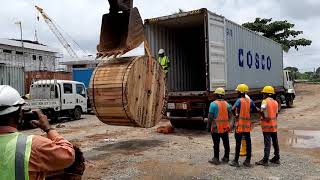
211;100;230;133
158;56;169;73
261;98;278;132
236;98;251;133
0;132;33;180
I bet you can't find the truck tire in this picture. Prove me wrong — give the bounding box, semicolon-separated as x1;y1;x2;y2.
286;95;294;108
73;107;82;120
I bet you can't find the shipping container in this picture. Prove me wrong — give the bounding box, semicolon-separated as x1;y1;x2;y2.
0;65;24;95
25;71;72;94
144;8;294;128
72;68;94;88
145;8;283;92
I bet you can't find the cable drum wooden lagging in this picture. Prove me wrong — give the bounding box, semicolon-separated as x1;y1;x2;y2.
89;55;166;128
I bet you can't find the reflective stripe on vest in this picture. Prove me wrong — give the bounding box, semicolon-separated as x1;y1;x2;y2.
211;100;230;133
0;132;33;180
158;56;169;73
236;98;251;133
261;98;278;132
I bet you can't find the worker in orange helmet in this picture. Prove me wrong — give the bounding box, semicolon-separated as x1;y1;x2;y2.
229;84;259;167
256;86;280;166
207;87;232;165
0;85;76;180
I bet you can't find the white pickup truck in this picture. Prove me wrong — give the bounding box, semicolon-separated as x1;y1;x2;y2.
23;80;88;122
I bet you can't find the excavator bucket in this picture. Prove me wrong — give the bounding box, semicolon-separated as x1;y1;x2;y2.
98;7;145;57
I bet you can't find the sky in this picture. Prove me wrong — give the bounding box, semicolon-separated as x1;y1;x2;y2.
0;0;319;72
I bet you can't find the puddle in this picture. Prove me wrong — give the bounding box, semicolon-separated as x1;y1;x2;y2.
287;130;320;148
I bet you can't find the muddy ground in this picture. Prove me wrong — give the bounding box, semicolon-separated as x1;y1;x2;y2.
24;83;320;180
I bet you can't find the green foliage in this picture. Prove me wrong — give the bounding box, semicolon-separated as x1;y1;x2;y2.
243;18;312;52
285;66;320;81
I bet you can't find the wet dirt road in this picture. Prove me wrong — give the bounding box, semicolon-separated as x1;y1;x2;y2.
24;83;320;179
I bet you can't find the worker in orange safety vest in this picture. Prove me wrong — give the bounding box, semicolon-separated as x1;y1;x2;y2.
255;85;280;166
207;87;232;165
229;84;259;167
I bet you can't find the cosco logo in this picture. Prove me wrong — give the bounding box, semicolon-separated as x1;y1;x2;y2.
238;49;271;71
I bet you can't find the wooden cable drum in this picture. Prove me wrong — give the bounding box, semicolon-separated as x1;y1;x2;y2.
89;56;166;128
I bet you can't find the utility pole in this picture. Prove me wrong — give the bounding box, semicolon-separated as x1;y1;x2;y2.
15;21;25;68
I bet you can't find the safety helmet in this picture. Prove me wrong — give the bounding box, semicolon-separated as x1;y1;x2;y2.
235;84;249;93
158;49;165;54
214;87;225;96
0;85;25;116
262;85;275;94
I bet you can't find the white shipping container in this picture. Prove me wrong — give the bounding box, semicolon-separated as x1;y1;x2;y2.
145;8;284;92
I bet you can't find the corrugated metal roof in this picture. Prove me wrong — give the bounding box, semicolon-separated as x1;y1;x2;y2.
0;38;59;53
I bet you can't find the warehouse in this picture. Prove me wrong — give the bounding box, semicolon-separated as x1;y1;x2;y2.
0;38;59;71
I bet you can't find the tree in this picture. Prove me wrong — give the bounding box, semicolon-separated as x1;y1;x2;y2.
284;66;299;72
242;18;312;52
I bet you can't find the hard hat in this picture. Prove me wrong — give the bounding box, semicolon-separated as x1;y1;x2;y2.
235;84;249;93
0;85;25;116
214;87;225;96
262;85;275;94
158;49;165;54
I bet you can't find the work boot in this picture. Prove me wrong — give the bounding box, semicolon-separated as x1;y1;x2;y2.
208;158;220;165
243;160;252;167
270;157;280;164
222;157;229;163
255;159;269;166
229;160;240;167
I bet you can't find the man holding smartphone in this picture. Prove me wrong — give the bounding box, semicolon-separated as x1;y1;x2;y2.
0;85;75;180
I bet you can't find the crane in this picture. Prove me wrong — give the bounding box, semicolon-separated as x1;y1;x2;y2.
35;5;79;58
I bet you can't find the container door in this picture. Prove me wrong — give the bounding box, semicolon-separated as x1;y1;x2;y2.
207;12;226;91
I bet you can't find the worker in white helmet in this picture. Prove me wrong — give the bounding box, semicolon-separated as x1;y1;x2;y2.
158;48;171;75
0;85;75;180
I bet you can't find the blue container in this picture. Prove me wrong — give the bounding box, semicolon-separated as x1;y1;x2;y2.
72;68;94;88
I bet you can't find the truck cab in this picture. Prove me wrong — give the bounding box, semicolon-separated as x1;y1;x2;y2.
283;70;295;107
23;80;87;121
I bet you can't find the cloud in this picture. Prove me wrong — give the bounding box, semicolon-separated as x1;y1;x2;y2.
280;0;320;20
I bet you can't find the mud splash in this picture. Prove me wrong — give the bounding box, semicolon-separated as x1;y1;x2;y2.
287;130;320;149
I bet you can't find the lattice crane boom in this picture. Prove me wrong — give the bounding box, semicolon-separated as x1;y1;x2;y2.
35;5;78;58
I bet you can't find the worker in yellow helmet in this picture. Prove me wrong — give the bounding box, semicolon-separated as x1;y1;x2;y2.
229;84;259;167
207;88;232;165
158;49;171;75
256;86;280;166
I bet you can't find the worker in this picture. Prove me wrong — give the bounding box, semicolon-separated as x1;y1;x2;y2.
0;85;75;180
229;84;258;167
158;49;170;75
207;87;232;165
256;86;280;166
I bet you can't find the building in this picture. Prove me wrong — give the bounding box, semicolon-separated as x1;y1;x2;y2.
0;38;59;71
59;58;99;72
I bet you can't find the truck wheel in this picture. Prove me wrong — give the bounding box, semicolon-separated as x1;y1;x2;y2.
286;96;294;108
73;107;82;120
276;96;282;112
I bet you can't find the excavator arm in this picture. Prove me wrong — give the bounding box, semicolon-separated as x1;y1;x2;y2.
98;0;145;57
108;0;132;13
